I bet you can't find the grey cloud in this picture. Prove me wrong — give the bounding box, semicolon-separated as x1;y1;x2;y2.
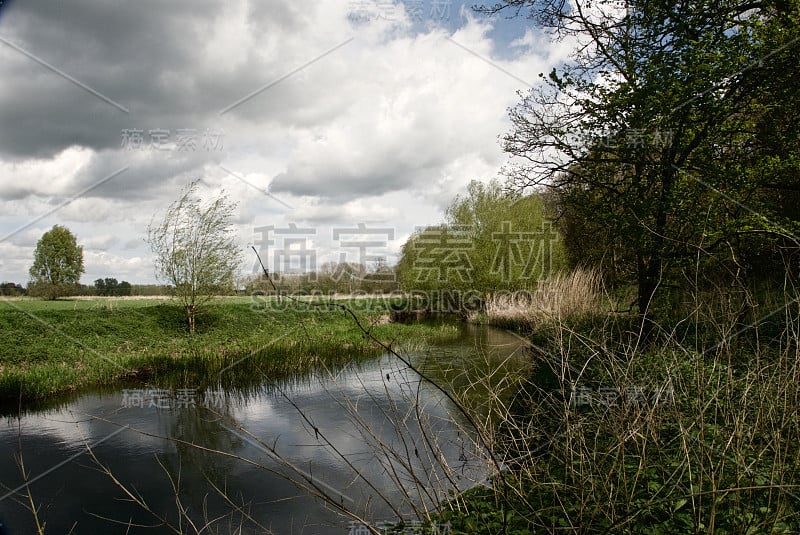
0;0;552;284
123;238;144;251
71;149;223;201
269;144;448;200
269;168;407;199
0;0;353;161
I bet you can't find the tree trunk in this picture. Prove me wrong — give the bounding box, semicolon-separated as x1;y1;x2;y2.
186;304;196;334
637;165;673;344
637;255;659;344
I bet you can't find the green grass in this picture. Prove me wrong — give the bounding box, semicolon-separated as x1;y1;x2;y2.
0;296;458;402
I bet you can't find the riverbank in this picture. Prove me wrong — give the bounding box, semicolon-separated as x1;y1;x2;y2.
434;286;800;533
0;296;459;403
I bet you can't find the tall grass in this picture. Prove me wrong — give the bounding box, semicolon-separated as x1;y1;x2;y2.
485;267;604;327
440;278;800;533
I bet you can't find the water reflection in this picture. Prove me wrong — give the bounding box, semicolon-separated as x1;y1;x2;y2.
0;324;530;534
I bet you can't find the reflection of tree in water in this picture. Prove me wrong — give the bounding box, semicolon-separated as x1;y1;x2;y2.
155;400;254;528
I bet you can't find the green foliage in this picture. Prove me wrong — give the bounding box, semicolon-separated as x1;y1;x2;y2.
147;181;243;332
28;224;85;300
116;281;132;296
490;0;800;329
397;180;566;299
0;282;25;296
94;277;132;296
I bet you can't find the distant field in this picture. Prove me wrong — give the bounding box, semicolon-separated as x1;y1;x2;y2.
1;295;173;311
0;293;408;311
0;295;252;311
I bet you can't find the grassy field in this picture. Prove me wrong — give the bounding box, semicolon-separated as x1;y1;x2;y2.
0;295;457;403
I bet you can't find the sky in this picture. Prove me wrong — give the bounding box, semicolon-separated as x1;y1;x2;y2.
0;0;572;285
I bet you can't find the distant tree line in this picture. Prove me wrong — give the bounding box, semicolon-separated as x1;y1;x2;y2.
93;278;132;296
4;280;177;297
0;282;26;296
243;262;399;296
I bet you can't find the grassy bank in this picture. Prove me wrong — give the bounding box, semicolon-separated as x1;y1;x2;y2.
0;296;458;403
434;280;800;533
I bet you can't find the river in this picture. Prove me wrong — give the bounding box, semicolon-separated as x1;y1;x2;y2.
0;323;530;534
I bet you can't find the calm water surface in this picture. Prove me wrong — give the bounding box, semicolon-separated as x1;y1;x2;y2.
0;324;530;534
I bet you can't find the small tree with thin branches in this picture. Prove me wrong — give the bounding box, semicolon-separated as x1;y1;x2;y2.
147;181;242;333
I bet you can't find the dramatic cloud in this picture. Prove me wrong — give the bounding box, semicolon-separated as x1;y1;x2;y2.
0;0;571;284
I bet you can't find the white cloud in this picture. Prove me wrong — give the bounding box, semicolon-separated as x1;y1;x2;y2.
0;147;93;200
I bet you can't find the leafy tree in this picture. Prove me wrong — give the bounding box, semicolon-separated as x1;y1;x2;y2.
0;282;25;296
480;0;800;332
147;181;242;333
116;281;132;296
447;180;565;290
94;277;132;296
719;6;800;279
28;225;84;300
93;278;106;295
94;277;117;296
397;180;565;299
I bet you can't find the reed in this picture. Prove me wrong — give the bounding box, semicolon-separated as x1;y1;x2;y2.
485;267;604;328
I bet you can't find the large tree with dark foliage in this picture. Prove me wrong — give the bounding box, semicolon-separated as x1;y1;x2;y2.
481;0;800;333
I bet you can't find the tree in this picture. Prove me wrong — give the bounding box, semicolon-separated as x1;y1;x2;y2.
481;0;800;333
28;225;84;300
94;278;106;295
147;181;242;333
397;180;565;301
94;277;132;296
116;281;132;296
94;277;117;296
446;180;565;291
0;282;25;296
